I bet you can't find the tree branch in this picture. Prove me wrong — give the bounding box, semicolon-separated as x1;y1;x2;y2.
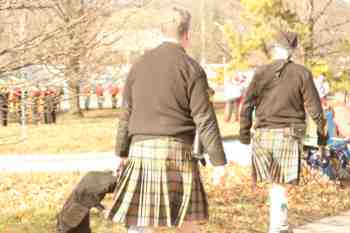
215;41;232;59
313;38;344;51
0;2;54;11
314;0;334;23
318;19;350;33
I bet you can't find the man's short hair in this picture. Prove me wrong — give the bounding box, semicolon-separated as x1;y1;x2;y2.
161;7;191;40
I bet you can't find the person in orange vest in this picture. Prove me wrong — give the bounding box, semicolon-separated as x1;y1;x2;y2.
95;84;104;109
30;85;41;124
110;83;119;109
43;86;57;124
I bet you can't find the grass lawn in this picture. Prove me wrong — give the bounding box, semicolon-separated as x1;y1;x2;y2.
0;109;239;155
1;165;350;233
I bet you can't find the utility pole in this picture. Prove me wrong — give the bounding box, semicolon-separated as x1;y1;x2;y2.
19;10;27;141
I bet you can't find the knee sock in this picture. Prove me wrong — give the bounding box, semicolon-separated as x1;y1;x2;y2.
268;184;289;233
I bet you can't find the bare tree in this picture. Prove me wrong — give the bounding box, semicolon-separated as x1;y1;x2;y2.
0;0;151;115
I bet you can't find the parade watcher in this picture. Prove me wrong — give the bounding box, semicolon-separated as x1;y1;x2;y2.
51;87;59;124
82;83;91;111
314;73;330;106
43;87;51;124
95;83;104;109
223;74;245;122
43;86;57;124
0;86;9;127
13;87;22;124
110;83;119;109
30;85;41;124
324;102;342;144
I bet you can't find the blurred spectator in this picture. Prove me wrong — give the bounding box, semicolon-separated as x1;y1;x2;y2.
13;87;22;124
224;74;245;122
44;87;57;124
95;84;104;109
30;85;41;124
314;74;330;106
324;103;342;144
0;86;9;127
110;83;119;109
82;84;91;111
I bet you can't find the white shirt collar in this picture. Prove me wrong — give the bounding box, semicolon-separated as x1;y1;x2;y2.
272;46;291;60
162;37;179;44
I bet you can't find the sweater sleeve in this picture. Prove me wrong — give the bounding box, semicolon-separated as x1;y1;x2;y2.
189;69;227;166
302;70;327;145
115;72;133;158
239;72;259;145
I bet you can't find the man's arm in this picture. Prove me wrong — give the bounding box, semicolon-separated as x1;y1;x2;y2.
189;69;227;166
302;70;327;145
239;73;258;145
115;72;133;158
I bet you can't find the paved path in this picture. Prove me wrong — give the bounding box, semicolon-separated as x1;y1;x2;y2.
294;211;350;233
0;140;251;172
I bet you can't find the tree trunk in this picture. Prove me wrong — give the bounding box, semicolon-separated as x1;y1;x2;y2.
68;79;83;116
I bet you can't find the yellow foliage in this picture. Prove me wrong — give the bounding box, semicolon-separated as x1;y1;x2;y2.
241;0;275;14
308;59;330;77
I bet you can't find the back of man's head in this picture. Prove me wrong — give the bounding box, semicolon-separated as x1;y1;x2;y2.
161;7;191;40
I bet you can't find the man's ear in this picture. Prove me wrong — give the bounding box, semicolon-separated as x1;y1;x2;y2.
186;31;191;41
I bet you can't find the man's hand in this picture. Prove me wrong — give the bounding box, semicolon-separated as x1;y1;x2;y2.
115;157;128;177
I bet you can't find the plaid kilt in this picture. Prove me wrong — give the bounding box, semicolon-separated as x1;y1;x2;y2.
107;137;208;227
252;128;302;184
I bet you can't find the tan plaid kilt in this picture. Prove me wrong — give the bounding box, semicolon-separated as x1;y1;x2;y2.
252;128;302;184
107;137;208;227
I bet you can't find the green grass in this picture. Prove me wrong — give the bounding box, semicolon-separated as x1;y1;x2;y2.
0;109;239;155
1;165;350;233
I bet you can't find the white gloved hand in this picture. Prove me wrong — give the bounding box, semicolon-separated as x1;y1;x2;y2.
212;166;225;185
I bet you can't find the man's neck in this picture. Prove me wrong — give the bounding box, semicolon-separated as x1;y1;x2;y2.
162;37;179;44
272;46;291;60
162;36;187;49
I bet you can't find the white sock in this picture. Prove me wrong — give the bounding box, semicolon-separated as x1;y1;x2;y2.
268;184;288;233
128;226;153;233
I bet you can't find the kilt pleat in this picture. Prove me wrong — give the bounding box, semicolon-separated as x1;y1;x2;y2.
252;128;301;184
107;137;208;227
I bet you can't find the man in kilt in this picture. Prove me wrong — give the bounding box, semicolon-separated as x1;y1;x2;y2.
106;7;227;233
239;32;327;233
